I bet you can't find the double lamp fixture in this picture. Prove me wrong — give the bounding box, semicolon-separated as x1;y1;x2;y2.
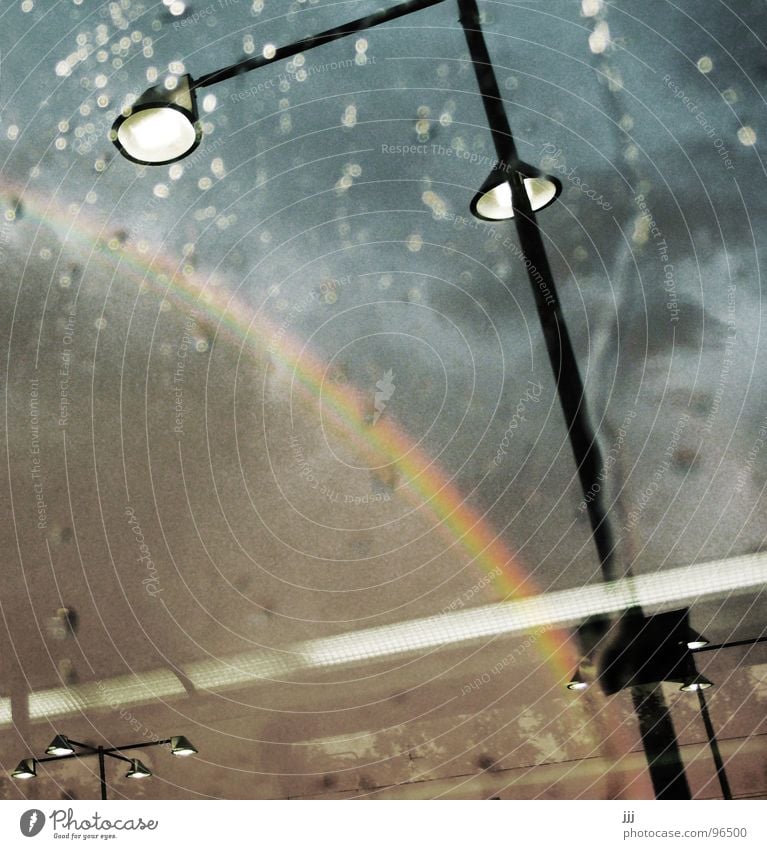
109;0;561;222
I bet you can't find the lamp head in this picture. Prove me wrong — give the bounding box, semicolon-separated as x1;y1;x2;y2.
125;758;152;779
12;759;37;779
170;735;198;757
565;668;589;691
680;673;714;692
685;628;710;650
45;734;75;757
110;74;202;165
470;161;561;221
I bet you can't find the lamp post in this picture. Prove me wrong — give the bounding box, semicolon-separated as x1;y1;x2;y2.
455;0;695;799
12;734;197;800
110;0;450;165
108;0;607;582
109;0;692;799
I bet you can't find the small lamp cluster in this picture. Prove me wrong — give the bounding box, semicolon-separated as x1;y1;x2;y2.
566;623;713;692
110;73;561;222
566;667;713;693
12;734;197;783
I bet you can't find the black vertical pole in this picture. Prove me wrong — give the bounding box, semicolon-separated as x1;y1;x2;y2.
632;685;692;799
457;0;690;799
98;747;107;801
697;688;733;799
456;0;616;581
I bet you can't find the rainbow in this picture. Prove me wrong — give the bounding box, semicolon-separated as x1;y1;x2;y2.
2;181;576;681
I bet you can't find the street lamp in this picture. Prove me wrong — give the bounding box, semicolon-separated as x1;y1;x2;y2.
45;734;75;757
170;735;198;756
11;759;36;780
111;74;201;165
11;733;198;800
679;673;714;692
107;0;692;801
471;164;561;221
565;668;589;691
111;0;452;167
685;628;710;650
108;0;565;223
125;758;153;779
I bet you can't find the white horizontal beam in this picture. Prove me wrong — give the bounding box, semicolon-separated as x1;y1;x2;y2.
4;550;764;726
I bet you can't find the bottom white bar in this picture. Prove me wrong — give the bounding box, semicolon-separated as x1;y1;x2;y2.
1;800;764;848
